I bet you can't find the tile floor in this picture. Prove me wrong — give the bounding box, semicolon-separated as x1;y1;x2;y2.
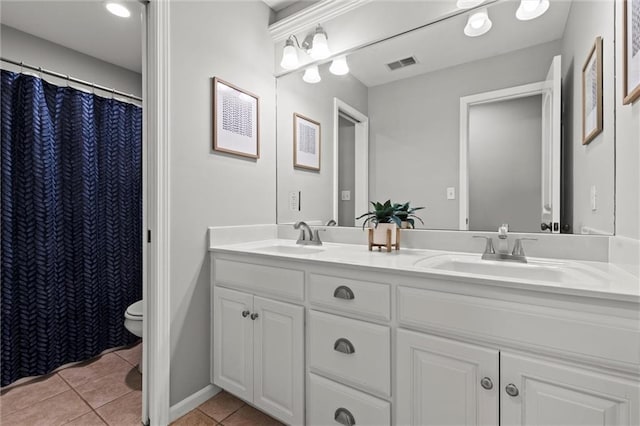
1;343;143;426
1;342;281;426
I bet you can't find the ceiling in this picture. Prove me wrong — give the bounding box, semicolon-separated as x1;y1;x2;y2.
347;0;572;87
0;0;143;73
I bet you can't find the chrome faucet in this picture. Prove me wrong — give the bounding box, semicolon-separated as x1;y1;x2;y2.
473;224;536;263
293;221;324;246
497;223;509;254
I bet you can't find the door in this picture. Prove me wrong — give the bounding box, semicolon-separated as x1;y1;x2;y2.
501;352;639;426
213;287;254;401
541;55;561;232
253;296;304;425
396;329;499;426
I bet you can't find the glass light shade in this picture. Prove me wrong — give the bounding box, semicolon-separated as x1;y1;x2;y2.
105;1;131;18
280;41;299;70
302;66;321;84
464;9;492;37
516;0;549;20
329;56;349;75
456;0;484;9
310;31;330;60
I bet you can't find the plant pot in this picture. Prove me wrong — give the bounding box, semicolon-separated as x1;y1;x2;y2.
371;223;398;245
400;221;411;229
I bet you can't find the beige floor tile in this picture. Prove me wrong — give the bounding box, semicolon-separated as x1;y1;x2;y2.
114;342;142;367
0;373;70;415
198;391;245;422
65;410;107;425
171;409;218;426
58;353;131;388
0;389;91;426
95;390;142;426
74;362;142;408
221;405;282;426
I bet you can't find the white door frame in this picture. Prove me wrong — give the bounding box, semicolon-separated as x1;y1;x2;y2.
458;82;545;230
332;98;369;226
144;0;171;425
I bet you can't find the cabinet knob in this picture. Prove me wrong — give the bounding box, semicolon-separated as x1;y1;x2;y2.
242;310;250;318
334;407;356;426
505;383;519;397
480;377;493;390
333;286;355;300
333;338;355;354
250;313;259;320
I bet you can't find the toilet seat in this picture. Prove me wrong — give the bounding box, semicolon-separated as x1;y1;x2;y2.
125;300;143;320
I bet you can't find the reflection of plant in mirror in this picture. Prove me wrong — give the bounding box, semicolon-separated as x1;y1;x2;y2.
356;200;402;229
394;202;425;229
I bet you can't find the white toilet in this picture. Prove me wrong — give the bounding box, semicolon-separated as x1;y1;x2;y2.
124;300;143;373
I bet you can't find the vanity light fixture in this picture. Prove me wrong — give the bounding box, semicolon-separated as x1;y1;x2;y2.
515;0;549;21
104;0;131;18
329;56;349;76
464;8;492;37
302;66;321;84
280;36;300;70
309;25;331;60
456;0;485;9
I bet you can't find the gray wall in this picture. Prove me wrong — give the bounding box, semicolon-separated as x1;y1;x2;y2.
277;64;368;224
168;1;276;405
561;0;615;235
338;116;356;226
0;25;142;98
368;40;561;230
468;96;542;233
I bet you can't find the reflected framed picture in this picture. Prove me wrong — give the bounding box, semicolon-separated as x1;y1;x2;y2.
212;77;259;159
582;36;603;145
624;0;640;104
293;113;321;171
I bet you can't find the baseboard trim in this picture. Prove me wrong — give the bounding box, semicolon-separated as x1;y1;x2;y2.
169;384;221;422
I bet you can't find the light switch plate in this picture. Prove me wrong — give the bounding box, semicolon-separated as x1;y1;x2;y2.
289;191;300;211
341;190;351;201
590;186;597;211
447;187;456;200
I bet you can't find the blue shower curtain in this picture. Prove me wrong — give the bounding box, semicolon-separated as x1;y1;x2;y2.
1;70;142;386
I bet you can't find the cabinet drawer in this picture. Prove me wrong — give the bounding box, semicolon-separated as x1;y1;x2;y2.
308;273;391;321
307;373;390;426
213;258;304;301
308;310;390;396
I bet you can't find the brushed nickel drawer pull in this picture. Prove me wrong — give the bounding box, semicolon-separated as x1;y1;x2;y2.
334;286;355;300
334;338;355;354
334;407;356;426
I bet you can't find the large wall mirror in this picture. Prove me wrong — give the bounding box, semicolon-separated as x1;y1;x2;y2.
276;0;616;235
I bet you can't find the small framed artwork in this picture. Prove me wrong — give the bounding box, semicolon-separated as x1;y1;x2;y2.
582;36;603;145
293;113;321;171
623;0;640;104
212;77;259;159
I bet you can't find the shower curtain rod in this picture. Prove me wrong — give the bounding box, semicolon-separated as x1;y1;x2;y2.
1;57;142;102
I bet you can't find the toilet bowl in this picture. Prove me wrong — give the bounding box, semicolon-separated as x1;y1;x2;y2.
124;300;143;338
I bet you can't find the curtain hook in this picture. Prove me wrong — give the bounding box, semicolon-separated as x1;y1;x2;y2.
38;66;43;78
91;82;95;94
66;74;70;87
111;88;116;99
19;61;24;73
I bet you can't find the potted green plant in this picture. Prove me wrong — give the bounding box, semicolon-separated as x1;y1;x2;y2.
356;200;402;246
394;202;425;229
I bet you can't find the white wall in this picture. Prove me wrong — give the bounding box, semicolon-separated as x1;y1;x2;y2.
277;63;368;224
560;0;615;235
368;40;562;230
168;1;276;405
0;25;142;98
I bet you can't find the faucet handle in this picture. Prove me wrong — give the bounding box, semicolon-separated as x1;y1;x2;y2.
473;236;495;254
512;238;537;256
498;224;509;238
312;228;326;245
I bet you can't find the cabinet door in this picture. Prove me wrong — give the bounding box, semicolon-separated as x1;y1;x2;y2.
501;352;639;426
253;296;304;425
213;286;254;401
396;329;499;426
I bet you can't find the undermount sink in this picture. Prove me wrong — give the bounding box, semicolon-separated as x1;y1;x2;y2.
413;254;608;287
254;244;325;255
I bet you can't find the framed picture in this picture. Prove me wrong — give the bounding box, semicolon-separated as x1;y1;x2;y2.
293;113;321;171
212;77;259;158
624;0;640;104
582;36;603;145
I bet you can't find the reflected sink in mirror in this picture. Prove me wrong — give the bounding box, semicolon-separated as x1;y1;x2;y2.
413;254;608;287
253;244;326;255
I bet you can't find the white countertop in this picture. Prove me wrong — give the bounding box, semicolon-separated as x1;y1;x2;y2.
209;239;640;303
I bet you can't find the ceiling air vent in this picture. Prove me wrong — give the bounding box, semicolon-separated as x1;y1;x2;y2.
386;56;417;71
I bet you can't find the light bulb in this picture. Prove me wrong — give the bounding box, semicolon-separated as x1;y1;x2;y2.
310;26;330;60
516;0;549;20
464;8;492;37
456;0;484;9
280;39;299;70
329;56;349;76
105;1;130;18
302;66;321;84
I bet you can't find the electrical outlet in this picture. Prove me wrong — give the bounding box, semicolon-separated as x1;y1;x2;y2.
341;190;351;201
590;186;597;211
289;191;300;211
447;187;456;200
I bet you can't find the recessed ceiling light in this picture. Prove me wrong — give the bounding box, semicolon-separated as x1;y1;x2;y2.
105;1;131;18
